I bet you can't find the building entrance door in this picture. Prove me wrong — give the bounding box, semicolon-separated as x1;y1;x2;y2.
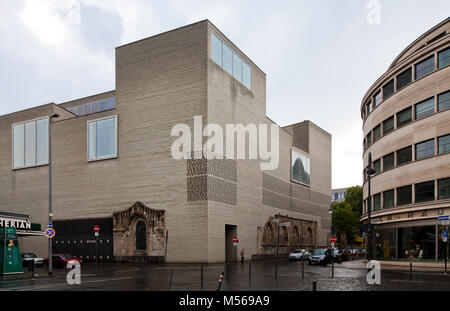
225;224;237;263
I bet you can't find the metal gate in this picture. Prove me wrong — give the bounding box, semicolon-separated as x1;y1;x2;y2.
53;218;113;262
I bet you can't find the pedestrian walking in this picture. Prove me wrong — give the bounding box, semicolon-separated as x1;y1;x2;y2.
241;248;245;264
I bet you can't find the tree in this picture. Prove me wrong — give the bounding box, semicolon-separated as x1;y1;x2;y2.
331;186;363;246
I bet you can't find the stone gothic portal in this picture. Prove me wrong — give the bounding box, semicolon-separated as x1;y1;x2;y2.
113;202;165;263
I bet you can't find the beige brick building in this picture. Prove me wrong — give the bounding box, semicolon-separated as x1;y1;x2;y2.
0;20;331;263
361;18;450;261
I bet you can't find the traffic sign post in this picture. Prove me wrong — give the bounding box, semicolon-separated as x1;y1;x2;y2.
94;225;100;271
233;236;238;247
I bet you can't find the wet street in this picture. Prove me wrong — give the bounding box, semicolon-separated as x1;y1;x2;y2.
0;259;449;291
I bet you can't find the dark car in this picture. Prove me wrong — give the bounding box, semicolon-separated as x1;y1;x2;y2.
309;248;344;265
21;253;44;267
43;254;82;268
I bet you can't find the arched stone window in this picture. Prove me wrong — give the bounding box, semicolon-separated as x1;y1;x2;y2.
263;223;275;245
306;228;313;246
136;221;147;251
291;227;300;246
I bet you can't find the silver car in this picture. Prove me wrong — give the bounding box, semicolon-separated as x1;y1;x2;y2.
289;249;311;261
21;253;44;267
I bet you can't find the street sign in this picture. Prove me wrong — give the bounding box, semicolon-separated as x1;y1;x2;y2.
330;236;337;243
233;236;238;247
444;230;448;243
94;225;100;233
279;222;291;227
439;216;450;226
45;227;55;238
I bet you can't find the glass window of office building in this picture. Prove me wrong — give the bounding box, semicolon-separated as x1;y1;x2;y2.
438;47;450;69
397;67;412;90
373;125;381;142
366;133;372;147
291;150;311;186
383;152;395;171
438;178;450;200
373;193;381;211
438;91;450;111
415;97;435;120
383;116;394;135
397;185;412;206
397;146;412;165
383;190;394;209
415;181;435;203
397;107;412;128
373;91;382;108
373;159;381;174
415;139;435;160
13;117;49;169
88;116;117;161
415;56;435;80
383;79;395;99
439;134;450;155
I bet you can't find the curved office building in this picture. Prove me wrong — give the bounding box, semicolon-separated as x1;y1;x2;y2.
361;18;450;262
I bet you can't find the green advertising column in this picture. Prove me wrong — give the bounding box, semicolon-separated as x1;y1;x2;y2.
0;227;23;275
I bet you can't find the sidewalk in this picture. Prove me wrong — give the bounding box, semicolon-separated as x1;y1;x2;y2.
339;259;449;272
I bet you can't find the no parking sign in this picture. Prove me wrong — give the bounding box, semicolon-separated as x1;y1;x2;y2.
45;224;55;238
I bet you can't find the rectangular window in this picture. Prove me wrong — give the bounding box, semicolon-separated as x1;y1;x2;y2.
415;139;435;160
87;116;117;161
415;97;435;120
438;47;450;69
13;117;49;169
438;134;450;155
415;181;435;203
211;33;223;67
383;116;395;135
233;53;243;83
366;133;372;147
367;101;372;114
242;62;251;90
397;185;412;206
383;79;395;99
438;178;450;200
438;91;450;111
373;91;382;108
397;146;412;165
383;190;395;209
397;67;412;90
373;159;381;174
291;150;311;185
373;125;381;142
383;152;395;171
415;56;435;80
373;194;381;211
223;43;233;75
397;107;412;128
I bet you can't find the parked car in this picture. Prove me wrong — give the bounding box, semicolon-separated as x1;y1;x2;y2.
289;249;311;261
43;254;82;268
309;248;344;265
21;253;44;267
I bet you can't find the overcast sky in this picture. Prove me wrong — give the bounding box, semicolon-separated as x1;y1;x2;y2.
0;0;449;188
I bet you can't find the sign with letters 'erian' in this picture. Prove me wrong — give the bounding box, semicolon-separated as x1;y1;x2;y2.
0;217;31;230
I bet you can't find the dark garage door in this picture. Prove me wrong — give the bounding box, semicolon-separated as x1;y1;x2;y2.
53;218;113;262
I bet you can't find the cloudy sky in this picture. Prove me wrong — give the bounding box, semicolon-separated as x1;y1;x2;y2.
0;0;449;188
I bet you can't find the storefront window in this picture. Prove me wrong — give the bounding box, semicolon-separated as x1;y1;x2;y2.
375;229;396;260
398;226;436;261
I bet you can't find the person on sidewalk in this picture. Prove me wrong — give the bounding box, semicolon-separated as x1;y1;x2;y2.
241;248;245;264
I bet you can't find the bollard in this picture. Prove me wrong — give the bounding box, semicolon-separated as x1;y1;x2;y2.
312;280;317;291
217;272;224;291
248;262;252;290
331;260;334;279
169;268;174;291
201;265;204;291
409;262;412;281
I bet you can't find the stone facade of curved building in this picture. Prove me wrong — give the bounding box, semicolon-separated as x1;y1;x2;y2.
361;18;450;261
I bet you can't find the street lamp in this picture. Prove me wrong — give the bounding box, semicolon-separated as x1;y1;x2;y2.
366;152;376;262
48;112;59;275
